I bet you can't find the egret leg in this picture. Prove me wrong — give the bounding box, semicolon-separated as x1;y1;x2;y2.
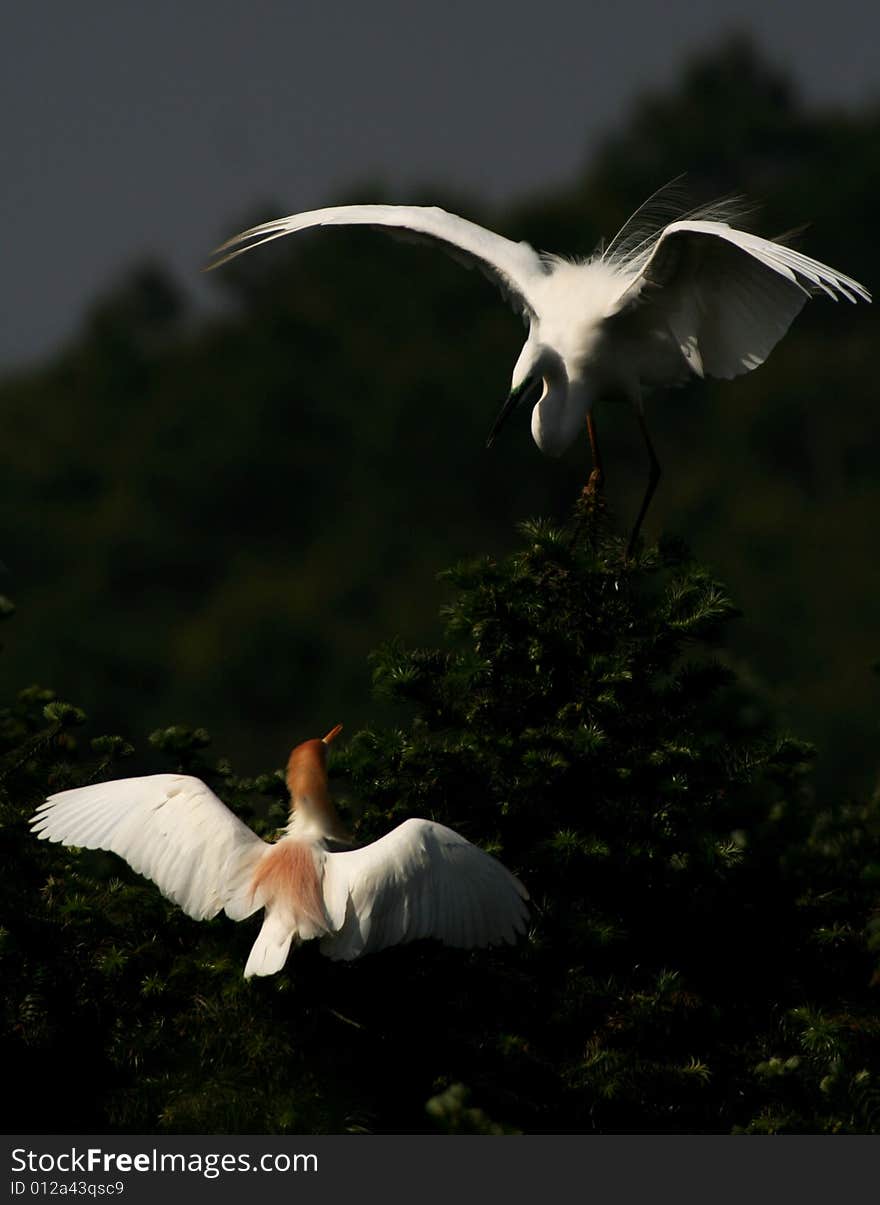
626;408;662;559
583;411;605;497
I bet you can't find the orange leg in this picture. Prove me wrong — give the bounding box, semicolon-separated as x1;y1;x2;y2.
583;411;605;496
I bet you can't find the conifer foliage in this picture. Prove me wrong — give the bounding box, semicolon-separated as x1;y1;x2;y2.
341;500;880;1132
2;500;879;1133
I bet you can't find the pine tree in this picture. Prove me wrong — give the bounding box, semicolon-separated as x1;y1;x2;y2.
335;498;880;1132
2;498;879;1133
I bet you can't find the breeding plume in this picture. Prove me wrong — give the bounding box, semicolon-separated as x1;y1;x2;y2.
31;725;528;977
208;187;870;551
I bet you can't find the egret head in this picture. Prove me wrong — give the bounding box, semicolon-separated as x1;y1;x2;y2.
486;343;581;458
286;724;349;841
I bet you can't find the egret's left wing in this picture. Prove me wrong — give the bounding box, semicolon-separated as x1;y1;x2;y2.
607;220;870;380
319;818;529;960
207;204;548;318
31;774;268;921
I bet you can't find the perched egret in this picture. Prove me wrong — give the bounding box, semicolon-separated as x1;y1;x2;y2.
31;724;528;978
208;188;870;552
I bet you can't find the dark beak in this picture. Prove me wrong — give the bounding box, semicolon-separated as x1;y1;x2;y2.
485;376;543;449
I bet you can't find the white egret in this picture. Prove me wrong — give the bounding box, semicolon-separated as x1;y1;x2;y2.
31;724;528;978
208;187;870;553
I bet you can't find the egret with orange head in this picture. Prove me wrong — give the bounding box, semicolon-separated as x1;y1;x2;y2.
31;724;528;977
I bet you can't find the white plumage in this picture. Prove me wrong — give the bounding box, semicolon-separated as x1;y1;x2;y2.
320;818;527;960
31;774;266;922
31;726;528;977
208;187;870;549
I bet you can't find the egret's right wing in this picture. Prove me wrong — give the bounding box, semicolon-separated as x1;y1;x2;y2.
319;817;529;960
207;204;548;318
31;775;268;921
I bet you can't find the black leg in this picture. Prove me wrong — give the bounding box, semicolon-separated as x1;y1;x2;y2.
626;408;662;559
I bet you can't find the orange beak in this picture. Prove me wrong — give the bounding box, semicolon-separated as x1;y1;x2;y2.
322;723;343;745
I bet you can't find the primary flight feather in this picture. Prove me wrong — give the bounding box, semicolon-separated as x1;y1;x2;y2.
31;724;529;977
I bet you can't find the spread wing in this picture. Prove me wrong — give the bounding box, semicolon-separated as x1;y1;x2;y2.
608;220;870;380
319;818;529;960
207;203;548;318
31;774;268;921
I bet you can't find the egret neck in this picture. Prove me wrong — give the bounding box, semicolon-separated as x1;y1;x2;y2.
531;379;594;459
284;723;349;842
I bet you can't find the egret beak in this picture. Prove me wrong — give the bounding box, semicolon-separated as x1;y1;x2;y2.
485;376;543;449
322;723;343;745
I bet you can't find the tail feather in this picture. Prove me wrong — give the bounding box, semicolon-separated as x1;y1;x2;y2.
244;908;294;978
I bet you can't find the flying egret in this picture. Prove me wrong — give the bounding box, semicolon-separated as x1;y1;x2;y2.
208;188;870;553
31;724;528;978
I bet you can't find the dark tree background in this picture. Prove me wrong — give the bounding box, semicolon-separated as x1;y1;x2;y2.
0;37;877;798
1;38;879;1133
3;505;880;1133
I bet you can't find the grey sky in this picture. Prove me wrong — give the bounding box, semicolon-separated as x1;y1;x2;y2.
3;0;877;368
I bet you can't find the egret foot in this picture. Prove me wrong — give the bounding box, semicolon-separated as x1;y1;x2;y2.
582;467;605;498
